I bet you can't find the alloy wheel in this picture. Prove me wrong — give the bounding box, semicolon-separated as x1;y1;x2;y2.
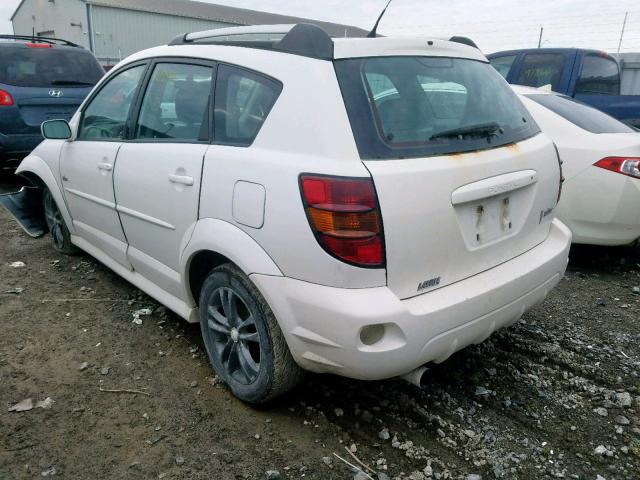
43;192;65;250
206;287;262;384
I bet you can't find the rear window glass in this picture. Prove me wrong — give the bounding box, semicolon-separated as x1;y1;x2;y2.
490;55;517;79
525;93;635;134
516;53;565;91
576;54;620;95
0;46;104;87
335;56;539;160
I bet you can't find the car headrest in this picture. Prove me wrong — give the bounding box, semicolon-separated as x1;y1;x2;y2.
174;80;210;125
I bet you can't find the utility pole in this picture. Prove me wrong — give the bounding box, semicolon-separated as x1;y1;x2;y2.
617;11;628;53
537;27;543;48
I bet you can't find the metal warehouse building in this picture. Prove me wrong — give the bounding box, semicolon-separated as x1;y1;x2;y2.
11;0;366;65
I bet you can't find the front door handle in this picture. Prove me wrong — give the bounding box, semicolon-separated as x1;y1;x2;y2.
168;174;194;186
98;162;113;172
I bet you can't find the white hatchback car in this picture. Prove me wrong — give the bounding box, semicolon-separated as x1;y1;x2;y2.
515;85;640;246
6;25;571;403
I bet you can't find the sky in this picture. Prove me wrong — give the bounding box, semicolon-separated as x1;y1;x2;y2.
0;0;639;53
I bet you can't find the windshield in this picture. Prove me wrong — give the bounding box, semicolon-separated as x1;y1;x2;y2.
525;93;635;134
0;46;104;87
335;56;539;160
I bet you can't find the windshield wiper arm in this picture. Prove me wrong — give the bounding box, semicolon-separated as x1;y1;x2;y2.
430;122;502;141
50;80;94;86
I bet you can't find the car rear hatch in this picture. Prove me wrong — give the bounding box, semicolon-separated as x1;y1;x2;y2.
335;55;561;300
0;43;104;128
364;136;559;299
11;86;91;127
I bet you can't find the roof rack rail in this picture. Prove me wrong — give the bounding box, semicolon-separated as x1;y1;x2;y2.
448;36;479;49
169;23;334;60
0;34;80;47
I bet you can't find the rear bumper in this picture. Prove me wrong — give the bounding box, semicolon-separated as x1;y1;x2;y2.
568;220;640;246
251;219;571;380
0;132;43;162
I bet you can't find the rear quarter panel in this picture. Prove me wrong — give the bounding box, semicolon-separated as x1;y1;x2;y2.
195;49;386;289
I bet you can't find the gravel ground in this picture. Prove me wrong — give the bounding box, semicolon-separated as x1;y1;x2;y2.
1;179;639;480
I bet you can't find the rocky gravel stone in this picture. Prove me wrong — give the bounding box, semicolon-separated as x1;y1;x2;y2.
615;415;630;425
594;407;608;417
614;392;632;407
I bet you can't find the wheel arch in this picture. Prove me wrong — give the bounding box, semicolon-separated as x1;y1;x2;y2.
182;218;282;307
15;154;76;235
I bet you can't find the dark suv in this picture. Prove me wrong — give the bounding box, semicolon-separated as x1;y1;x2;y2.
0;35;104;169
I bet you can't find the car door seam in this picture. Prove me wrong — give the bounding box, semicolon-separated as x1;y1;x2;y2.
112;142;131;245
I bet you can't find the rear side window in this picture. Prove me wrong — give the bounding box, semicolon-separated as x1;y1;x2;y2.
0;46;103;87
214;65;282;146
490;55;517;79
135;63;213;141
576;54;620;95
516;53;565;91
525;93;634;133
335;56;539;160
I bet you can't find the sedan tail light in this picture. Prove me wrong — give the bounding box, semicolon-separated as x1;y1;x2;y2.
0;89;14;106
300;174;385;267
594;157;640;179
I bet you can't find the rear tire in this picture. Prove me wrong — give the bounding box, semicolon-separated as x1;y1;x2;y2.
199;263;304;404
42;188;78;255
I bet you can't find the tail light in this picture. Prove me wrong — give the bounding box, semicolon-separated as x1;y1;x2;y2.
300;174;385;267
0;89;14;106
26;43;52;48
552;143;564;204
594;157;640;179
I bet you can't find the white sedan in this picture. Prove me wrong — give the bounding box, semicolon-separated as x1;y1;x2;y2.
515;85;640;246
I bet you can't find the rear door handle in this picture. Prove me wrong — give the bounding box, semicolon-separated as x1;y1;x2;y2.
168;174;194;186
98;162;113;172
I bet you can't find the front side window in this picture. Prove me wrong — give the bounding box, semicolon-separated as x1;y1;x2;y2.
335;56;539;160
214;65;282;146
489;55;517;79
135;63;213;141
525;93;634;134
516;53;565;91
79;65;145;140
575;54;620;95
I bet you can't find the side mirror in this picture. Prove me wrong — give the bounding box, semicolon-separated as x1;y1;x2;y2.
41;119;72;140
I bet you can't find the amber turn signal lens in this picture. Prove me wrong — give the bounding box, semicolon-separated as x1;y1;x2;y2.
307;207;380;238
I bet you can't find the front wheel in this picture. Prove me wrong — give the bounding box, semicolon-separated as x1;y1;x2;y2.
42;188;78;255
199;263;304;403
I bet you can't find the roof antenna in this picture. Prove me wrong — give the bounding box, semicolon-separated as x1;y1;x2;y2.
367;0;394;38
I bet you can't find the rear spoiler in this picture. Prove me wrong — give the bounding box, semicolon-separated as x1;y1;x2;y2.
449;36;479;49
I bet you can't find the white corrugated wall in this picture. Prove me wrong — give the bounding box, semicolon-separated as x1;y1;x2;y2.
12;0;89;48
90;5;236;64
615;53;640;95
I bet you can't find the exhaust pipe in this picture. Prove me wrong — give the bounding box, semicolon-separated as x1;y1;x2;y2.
401;366;428;387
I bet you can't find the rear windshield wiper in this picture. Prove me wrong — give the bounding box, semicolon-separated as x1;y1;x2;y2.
430;122;502;141
50;80;94;86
